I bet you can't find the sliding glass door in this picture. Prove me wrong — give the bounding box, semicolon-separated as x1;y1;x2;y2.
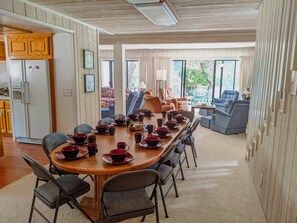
213;60;238;99
172;60;186;97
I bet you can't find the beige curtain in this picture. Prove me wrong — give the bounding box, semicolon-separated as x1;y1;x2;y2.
238;56;254;92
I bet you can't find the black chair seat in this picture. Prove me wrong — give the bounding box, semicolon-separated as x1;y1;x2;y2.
103;188;154;222
147;163;173;185
34;175;90;209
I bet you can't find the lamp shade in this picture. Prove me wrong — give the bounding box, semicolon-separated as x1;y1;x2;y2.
138;81;147;89
156;70;167;80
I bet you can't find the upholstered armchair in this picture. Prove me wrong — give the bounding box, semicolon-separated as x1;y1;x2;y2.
143;90;173;113
213;90;239;112
159;88;188;110
210;100;250;135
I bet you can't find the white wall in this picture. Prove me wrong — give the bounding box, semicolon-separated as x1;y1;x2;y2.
53;33;77;134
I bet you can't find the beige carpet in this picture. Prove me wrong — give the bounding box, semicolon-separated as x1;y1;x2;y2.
0;126;267;223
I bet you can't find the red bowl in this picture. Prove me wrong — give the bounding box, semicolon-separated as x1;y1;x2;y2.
110;149;127;162
62;145;79;158
145;136;160;147
115;118;125;125
156;127;169;137
96;125;108;133
72;134;87;144
166;121;177;130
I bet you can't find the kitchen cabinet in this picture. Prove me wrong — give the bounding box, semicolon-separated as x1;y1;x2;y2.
6;33;52;60
0;41;6;61
0;100;12;135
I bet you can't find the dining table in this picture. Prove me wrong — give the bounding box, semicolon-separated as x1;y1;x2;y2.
50;114;189;221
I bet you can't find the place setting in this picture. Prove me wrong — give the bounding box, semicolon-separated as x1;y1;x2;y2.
102;141;134;165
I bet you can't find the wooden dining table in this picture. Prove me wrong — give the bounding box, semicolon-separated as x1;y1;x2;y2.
50;114;189;221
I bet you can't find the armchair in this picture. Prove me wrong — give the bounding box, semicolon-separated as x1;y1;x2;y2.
159;88;188;110
213;90;239;112
143;95;173;113
210;100;250;135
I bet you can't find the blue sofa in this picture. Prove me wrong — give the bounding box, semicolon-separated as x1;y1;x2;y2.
210;100;250;135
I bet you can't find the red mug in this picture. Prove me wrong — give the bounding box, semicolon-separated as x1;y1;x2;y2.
116;141;130;150
134;132;144;143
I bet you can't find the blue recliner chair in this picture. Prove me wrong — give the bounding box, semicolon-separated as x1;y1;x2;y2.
209;100;250;135
213;90;239;112
101;92;138;118
132;90;144;113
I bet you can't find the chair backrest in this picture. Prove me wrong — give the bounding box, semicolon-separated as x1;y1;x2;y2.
102;169;160;194
179;110;194;122
42;132;70;156
190;118;200;133
98;117;115;125
221;90;239;102
23;155;55;182
126;92;139;115
74;124;94;134
132;90;145;113
160;140;180;164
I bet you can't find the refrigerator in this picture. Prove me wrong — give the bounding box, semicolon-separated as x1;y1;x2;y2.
9;60;52;144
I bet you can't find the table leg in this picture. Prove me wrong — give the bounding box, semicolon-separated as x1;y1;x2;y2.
80;175;112;222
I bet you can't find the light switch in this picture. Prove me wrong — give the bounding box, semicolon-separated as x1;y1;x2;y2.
63;89;72;96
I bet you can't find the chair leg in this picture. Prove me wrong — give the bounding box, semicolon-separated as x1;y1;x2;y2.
178;160;185;180
53;204;60;223
71;198;96;223
183;149;190;168
171;173;179;198
159;183;169;218
28;195;36;223
154;191;160;223
190;141;197;167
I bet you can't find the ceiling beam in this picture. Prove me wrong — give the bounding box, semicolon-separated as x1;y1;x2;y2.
99;30;256;44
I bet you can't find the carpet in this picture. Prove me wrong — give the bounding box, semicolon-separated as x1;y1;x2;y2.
0;126;267;223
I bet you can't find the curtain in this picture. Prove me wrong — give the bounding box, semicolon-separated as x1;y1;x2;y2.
238;56;254;93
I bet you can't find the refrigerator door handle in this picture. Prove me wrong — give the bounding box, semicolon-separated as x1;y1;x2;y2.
20;81;25;104
23;81;30;104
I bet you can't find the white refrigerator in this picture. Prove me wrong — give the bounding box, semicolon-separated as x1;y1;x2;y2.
9;60;52;144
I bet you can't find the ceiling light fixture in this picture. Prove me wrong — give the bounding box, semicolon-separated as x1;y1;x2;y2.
127;0;180;26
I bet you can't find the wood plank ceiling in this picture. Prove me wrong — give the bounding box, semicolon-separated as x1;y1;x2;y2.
27;0;263;44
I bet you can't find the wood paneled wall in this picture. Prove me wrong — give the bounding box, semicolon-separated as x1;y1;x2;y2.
0;0;100;127
246;0;297;222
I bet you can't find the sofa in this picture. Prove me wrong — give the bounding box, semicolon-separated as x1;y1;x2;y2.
209;100;250;135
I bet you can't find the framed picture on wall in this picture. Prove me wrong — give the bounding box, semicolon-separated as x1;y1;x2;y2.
84;74;95;93
83;50;94;69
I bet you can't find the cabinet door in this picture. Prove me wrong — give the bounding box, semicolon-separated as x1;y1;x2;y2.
7;36;28;58
0;41;6;61
28;35;52;59
5;109;12;135
0;109;6;134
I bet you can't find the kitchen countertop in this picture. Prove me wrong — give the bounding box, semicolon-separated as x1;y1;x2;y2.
0;95;10;100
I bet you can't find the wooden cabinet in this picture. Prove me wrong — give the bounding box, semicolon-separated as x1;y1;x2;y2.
6;33;52;60
0;41;6;61
0;100;12;135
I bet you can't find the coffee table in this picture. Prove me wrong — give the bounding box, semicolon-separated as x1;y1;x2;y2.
191;103;216;113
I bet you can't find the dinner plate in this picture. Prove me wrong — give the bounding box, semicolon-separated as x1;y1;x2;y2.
102;152;134;165
175;118;186;123
55;148;88;160
94;130;109;134
168;125;180;130
152;131;173;138
139;140;163;149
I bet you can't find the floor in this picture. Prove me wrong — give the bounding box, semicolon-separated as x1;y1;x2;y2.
0;136;48;188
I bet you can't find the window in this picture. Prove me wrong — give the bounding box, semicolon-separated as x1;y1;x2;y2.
101;59;139;91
